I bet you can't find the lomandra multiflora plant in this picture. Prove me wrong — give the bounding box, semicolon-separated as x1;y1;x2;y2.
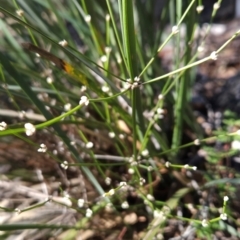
0;0;239;239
